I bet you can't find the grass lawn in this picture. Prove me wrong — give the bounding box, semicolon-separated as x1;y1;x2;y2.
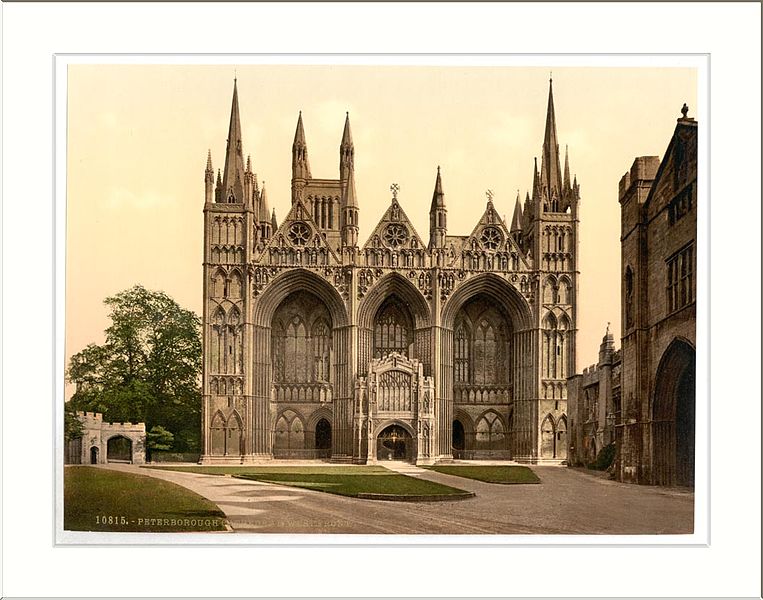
421;465;540;484
64;466;227;532
147;465;471;499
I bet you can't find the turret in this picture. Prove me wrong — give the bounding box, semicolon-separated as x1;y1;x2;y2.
221;79;245;203
214;169;222;203
244;154;255;210
259;182;272;240
341;164;359;248
428;166;447;249
340;112;354;185
271;208;278;234
291;112;311;204
204;150;214;204
510;191;523;235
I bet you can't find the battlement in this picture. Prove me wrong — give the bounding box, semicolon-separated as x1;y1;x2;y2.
619;156;660;201
75;411;144;431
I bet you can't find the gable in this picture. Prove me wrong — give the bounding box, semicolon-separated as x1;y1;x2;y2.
446;201;531;270
362;198;427;253
257;198;341;266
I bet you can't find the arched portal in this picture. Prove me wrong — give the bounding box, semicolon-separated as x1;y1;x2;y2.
653;339;696;486
106;436;133;463
377;424;413;462
90;446;99;464
315;418;332;459
452;419;465;455
540;415;555;459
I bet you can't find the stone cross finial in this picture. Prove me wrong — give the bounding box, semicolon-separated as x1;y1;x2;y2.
486;189;494;203
681;103;689;118
390;183;399;200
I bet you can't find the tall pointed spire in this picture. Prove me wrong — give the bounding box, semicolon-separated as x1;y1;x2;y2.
563;145;571;190
430;165;445;210
340;112;354;184
271;208;278;232
511;191;523;233
343;165;358;209
292;111;311;203
429;166;447;249
222;79;246;203
259;182;270;223
204;150;214;204
341;164;359;248
541;77;563;208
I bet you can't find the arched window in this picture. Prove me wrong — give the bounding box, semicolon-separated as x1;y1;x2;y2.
452;296;510;387
625;266;634;329
210;308;226;373
475;411;505;450
474;319;497;384
271;291;333;384
274;410;305;452
454;322;470;383
556;416;568;460
541;414;556;458
373;297;412;358
312;319;331;382
284;316;308;382
212;268;226;298
228;270;242;299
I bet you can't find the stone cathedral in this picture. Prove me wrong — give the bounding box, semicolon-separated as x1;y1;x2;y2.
200;79;580;465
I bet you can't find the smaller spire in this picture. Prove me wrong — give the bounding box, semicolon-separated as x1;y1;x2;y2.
341;112;353;146
271;208;278;232
511;192;523;233
246;155;252;174
430;165;445;210
344;165;358;208
293;111;306;147
216;169;222;185
563;145;571;190
206;149;213;172
259;182;270;222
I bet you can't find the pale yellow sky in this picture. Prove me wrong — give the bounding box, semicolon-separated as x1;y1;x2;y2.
66;64;696;397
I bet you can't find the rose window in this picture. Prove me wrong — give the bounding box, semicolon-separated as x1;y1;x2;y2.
383;223;409;248
480;226;503;251
288;222;312;246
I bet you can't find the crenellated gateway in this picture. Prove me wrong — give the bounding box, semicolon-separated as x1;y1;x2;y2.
200;79;580;465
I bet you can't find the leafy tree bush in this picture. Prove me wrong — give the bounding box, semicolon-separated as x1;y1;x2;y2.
589;442;616;471
67;285;201;452
64;402;84;441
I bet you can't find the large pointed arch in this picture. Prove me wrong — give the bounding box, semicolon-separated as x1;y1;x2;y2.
357;271;430;330
252;268;349;328
652;337;696;486
441;273;532;331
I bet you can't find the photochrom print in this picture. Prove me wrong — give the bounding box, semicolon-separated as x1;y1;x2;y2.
61;62;700;538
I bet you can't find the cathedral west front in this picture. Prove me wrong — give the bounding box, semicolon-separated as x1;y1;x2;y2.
200;79;580;465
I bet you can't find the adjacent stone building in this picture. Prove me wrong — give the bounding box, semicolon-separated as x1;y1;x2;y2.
65;411;146;465
616;106;697;486
568;107;697;485
200;79;580;465
567;327;621;467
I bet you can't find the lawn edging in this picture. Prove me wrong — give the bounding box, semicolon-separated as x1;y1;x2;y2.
356;491;475;502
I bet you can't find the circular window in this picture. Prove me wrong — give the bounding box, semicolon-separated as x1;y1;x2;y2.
383;223;409;248
288;222;312;246
480;226;503;251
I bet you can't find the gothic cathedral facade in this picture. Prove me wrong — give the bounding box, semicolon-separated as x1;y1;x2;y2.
200;79;580;465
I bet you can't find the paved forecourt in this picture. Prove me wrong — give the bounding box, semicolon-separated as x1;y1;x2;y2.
102;462;693;535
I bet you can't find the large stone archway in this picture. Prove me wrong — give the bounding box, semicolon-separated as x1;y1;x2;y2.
652;338;696;486
356;272;431;377
440;273;535;461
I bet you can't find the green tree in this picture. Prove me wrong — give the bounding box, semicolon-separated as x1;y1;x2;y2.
64;402;84;442
146;425;175;460
67;285;201;452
